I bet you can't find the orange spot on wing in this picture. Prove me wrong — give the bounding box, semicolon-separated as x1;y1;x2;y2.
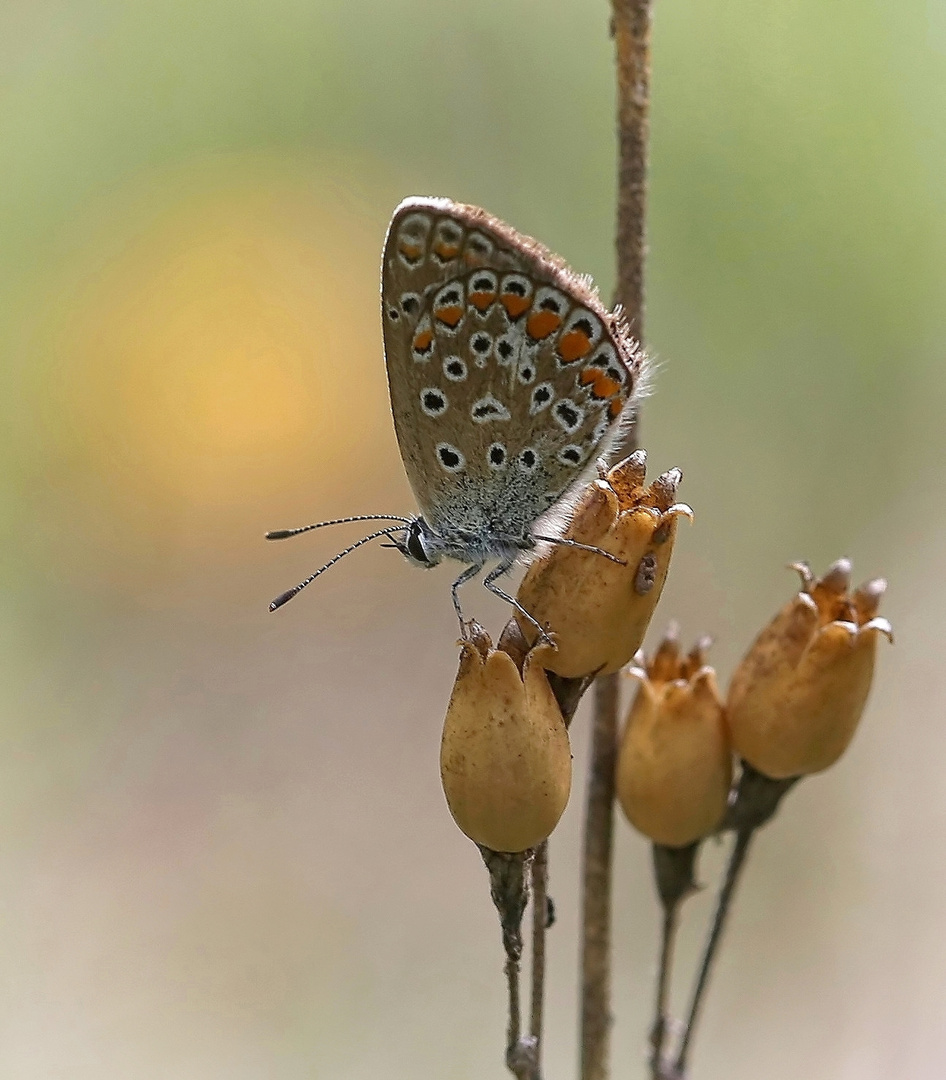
469;290;497;312
609;396;625;418
526;310;562;340
501;293;531;319
399;242;423;261
435;305;463;328
594;375;622;399
413;329;433;352
433;242;460;260
558;329;593;362
580;368;622;399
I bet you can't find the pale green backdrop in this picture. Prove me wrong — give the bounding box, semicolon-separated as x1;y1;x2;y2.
1;1;943;1077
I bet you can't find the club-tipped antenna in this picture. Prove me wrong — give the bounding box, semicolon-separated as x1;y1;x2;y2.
266;514;412;541
269;525;406;612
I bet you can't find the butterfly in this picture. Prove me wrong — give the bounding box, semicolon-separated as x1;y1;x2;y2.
268;197;646;634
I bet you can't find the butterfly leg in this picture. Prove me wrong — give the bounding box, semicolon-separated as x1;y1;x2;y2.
483;560;550;643
451;562;485;634
531;534;626;565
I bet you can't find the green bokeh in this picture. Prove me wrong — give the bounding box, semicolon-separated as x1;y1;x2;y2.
0;2;942;1077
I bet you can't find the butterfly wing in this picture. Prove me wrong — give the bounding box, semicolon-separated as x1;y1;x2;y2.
381;197;644;541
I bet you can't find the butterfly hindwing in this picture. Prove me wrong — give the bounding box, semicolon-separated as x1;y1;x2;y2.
381;197;643;540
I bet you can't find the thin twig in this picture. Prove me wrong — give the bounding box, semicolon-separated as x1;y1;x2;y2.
479;846;538;1079
651;907;676;1079
530;841;549;1069
669;762;800;1075
649;843;699;1078
673;829;753;1075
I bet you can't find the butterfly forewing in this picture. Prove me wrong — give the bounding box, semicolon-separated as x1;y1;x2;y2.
381;197;643;541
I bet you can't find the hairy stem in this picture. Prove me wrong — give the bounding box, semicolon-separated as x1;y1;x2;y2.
579;3;653;1078
580;673;620;1080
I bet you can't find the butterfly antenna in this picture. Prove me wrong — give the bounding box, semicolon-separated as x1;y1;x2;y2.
266;514;412;541
269;525;406;612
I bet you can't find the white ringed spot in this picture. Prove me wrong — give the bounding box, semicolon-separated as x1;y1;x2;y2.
432;281;466;332
557;444;585;467
495;330;520;367
463;232;494;266
471;394;511;424
553;398;584;434
487;442;507;470
432;219;464;263
400;292;422;318
469;331;493;367
443;355;468;382
499;273;534;320
529;382;555;415
420;387;449;417
467;270;498;314
396;213;432;266
526;287;568;341
411;313;435;362
436;442;466;472
518;447;540;472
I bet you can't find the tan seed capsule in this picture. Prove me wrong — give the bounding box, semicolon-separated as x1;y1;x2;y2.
616;632;732;847
440;623;571;853
727;561;893;779
516;450;692;678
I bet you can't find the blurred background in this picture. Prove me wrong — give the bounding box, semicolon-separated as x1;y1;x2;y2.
1;1;943;1077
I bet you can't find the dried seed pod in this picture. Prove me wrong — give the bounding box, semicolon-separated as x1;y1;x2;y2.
515;450;692;678
727;560;893;779
440;623;571;853
616;631;731;847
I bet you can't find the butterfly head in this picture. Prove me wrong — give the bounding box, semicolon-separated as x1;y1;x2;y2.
392;517;444;570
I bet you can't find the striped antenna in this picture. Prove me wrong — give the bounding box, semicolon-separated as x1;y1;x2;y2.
266;514;412;541
269;525;407;612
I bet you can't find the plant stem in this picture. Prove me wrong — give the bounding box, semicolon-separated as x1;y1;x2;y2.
579;3;652;1078
649;842;698;1078
530;841;549;1067
480;846;538;1079
580;673;620;1080
673;829;754;1075
650;906;676;1079
613;0;653;335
